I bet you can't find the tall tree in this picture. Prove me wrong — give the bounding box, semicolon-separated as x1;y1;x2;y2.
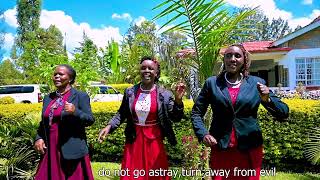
72;33;99;93
233;7;291;41
120;20;160;83
34;26;68;87
74;32;98;67
159;31;187;69
15;0;42;77
20;25;68;85
16;0;41;48
269;18;291;40
126;21;159;57
37;25;65;55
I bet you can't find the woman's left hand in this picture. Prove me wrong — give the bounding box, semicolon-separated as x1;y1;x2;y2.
174;82;186;105
64;101;75;114
257;82;270;102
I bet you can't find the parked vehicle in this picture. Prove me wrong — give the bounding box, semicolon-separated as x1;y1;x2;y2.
0;84;48;103
90;85;123;102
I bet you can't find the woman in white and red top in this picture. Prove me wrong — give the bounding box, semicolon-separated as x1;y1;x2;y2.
98;57;186;180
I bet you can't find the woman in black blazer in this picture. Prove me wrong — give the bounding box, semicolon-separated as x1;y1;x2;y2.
191;44;289;180
34;64;94;180
98;57;186;180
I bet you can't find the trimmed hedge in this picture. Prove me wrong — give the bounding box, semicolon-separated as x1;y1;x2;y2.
109;84;133;94
0;96;15;104
0;99;319;171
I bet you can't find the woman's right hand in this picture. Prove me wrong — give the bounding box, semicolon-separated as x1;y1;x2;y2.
203;134;217;147
34;139;47;154
98;125;111;143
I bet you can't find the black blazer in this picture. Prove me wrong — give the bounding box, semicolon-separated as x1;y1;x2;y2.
108;84;184;145
35;88;94;159
191;75;289;150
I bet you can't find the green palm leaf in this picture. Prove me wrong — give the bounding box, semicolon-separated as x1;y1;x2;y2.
304;127;320;165
154;0;256;91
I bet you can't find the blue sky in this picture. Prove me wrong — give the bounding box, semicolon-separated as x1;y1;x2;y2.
1;0;320;60
1;0;164;32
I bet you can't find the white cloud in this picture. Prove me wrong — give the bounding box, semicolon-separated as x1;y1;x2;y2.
302;0;313;5
310;9;320;19
289;9;320;27
133;16;147;26
2;7;123;57
1;33;15;61
40;9;123;52
3;7;18;28
3;33;15;52
225;0;293;20
112;13;132;22
225;0;320;28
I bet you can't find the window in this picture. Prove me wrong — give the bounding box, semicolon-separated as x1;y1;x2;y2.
277;65;289;87
296;57;320;86
94;86;118;94
0;86;34;94
99;86;109;94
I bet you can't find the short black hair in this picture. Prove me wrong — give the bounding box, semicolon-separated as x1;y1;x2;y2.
140;56;161;82
57;64;77;84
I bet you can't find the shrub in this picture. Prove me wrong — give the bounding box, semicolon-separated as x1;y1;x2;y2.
109;84;133;94
0;113;40;179
0;99;319;172
0;103;41;122
0;96;15;104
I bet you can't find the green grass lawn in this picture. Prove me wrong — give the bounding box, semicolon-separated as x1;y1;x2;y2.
91;162;320;180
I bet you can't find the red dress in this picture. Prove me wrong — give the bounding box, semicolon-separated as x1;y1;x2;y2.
35;91;94;180
121;87;170;180
210;87;263;180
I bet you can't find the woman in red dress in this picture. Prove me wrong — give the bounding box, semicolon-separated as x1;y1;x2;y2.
34;64;94;180
98;57;186;180
191;44;289;180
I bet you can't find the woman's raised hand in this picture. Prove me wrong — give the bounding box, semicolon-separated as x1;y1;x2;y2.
257;82;270;102
174;80;186;105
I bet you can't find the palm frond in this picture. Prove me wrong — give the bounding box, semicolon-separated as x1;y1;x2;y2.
5;146;37;179
154;0;255;100
12;167;35;180
304;127;320;165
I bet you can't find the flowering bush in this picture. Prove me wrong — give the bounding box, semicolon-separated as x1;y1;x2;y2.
181;135;201;169
275;90;320;100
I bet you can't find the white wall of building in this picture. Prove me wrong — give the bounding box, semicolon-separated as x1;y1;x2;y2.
278;48;320;89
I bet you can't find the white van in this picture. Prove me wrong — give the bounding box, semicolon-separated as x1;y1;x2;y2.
0;84;48;103
90;85;123;102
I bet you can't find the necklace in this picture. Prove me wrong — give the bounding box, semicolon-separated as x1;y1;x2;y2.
140;84;155;92
224;72;243;85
